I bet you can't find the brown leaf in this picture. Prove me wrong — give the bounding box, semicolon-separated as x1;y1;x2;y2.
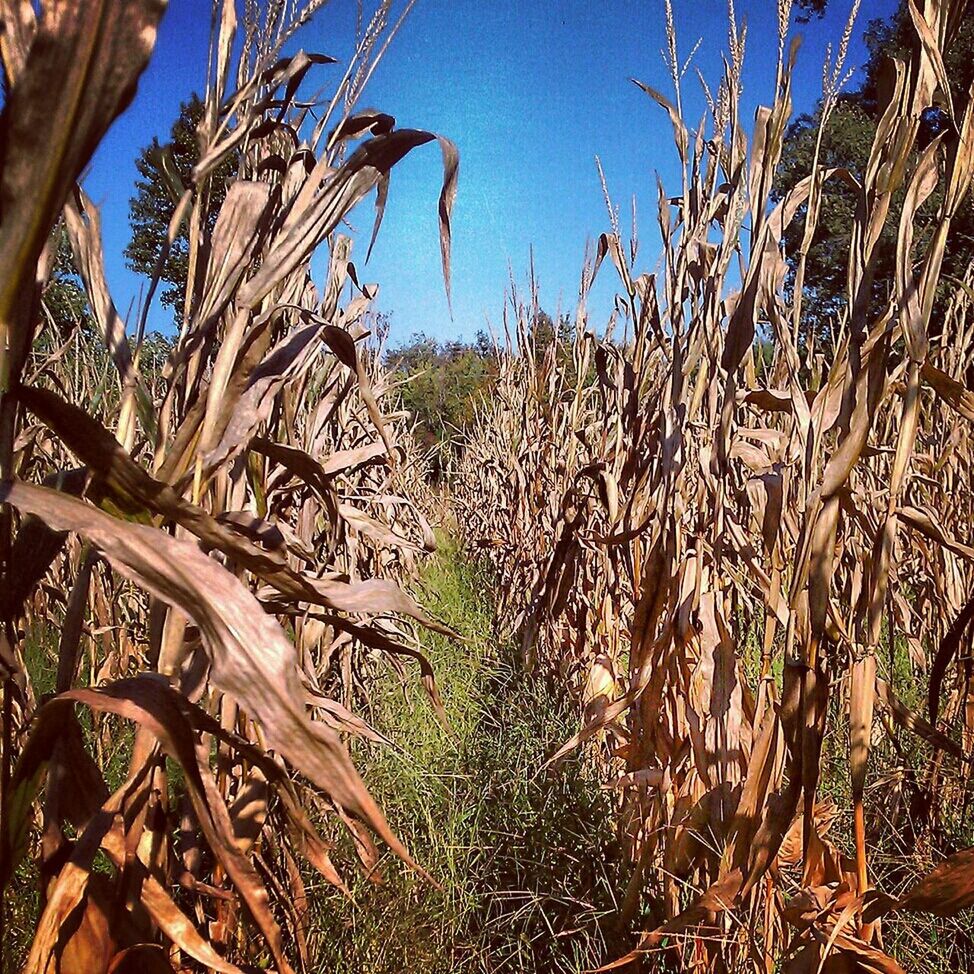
0;0;166;378
0;480;423;876
16;385;450;633
894;845;974;916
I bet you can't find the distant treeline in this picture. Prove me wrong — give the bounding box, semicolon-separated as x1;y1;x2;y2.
385;310;575;457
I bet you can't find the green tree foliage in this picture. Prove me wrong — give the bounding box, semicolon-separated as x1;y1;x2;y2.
795;0;828;22
528;308;581;384
387;330;498;457
387;310;581;478
776;3;974;347
42;221;89;333
125;94;236;325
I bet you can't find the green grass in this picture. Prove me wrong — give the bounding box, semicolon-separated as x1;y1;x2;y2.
308;532;626;973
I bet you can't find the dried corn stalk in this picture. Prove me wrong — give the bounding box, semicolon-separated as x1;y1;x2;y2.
456;2;974;969
0;1;456;970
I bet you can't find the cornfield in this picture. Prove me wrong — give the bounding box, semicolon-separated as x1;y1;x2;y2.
3;0;974;972
0;1;457;971
456;0;974;969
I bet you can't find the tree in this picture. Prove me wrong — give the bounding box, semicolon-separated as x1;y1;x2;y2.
530;309;573;355
387;331;498;451
42;221;90;334
775;3;974;348
795;0;827;22
386;309;584;480
125;94;236;326
775;98;887;341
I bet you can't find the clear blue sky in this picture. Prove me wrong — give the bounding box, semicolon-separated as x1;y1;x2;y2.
83;0;896;346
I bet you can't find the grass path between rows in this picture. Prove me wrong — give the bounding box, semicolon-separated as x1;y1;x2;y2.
310;532;626;973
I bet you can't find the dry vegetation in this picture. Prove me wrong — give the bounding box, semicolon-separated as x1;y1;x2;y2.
3;0;974;972
456;0;974;970
0;1;457;971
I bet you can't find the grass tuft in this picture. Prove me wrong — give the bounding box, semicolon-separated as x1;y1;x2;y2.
309;532;626;973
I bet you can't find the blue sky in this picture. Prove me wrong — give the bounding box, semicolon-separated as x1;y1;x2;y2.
83;0;896;346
